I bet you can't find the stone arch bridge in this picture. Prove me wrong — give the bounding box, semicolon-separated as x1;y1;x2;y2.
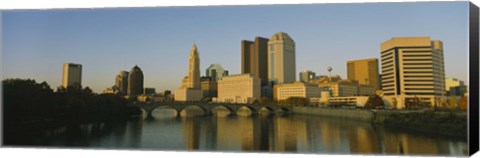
128;102;292;117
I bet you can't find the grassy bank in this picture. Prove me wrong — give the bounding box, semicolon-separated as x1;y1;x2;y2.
383;110;467;139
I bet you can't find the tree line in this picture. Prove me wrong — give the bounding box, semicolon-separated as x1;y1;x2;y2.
3;79;138;126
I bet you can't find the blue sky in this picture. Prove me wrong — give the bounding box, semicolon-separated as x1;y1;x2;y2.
1;2;470;93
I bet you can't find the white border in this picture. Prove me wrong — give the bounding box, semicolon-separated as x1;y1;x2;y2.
0;0;478;158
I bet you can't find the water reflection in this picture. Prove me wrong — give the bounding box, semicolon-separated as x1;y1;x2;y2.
11;114;467;156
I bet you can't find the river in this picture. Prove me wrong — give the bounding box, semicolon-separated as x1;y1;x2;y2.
6;109;467;156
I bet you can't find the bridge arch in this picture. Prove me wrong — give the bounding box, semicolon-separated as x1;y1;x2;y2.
151;106;178;118
258;106;274;115
179;105;207;117
236;106;256;116
211;105;233;117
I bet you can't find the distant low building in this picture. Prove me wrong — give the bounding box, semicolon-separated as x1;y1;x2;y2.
214;74;261;104
445;77;467;96
144;88;156;95
328;96;370;107
273;82;321;102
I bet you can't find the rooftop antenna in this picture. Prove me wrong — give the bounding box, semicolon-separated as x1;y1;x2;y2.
327;67;332;82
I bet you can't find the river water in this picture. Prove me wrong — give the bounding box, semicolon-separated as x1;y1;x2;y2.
8;109;467;156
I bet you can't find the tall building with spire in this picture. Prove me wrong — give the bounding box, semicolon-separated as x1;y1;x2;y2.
175;44;203;101
268;32;296;85
128;65;144;96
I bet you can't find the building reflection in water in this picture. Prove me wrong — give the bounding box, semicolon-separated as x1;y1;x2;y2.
25;113;466;156
182;117;200;150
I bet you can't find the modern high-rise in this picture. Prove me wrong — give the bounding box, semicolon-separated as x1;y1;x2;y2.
347;58;380;90
115;71;129;95
299;70;316;83
206;64;229;82
175;44;203;101
241;37;269;86
268;32;296;85
380;37;446;108
127;65;144;96
62;63;82;88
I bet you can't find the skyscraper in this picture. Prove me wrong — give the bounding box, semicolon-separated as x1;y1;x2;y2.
268;32;296;85
347;58;380;90
62;63;82;88
115;71;129;95
128;65;144;96
242;37;269;86
175;44;203;101
299;70;316;83
206;64;229;82
380;37;446;108
182;44;201;89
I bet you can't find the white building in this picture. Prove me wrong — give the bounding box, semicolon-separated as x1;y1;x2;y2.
380;37;446;108
214;74;261;103
273;82;321;101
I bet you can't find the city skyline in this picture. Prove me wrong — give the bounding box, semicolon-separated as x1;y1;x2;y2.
2;2;469;93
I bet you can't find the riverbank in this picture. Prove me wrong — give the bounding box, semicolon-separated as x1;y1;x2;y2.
291;107;467;139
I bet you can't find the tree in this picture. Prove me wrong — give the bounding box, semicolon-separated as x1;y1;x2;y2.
365;95;385;109
459;96;468;110
286;97;309;107
201;97;212;102
448;96;457;109
260;97;271;105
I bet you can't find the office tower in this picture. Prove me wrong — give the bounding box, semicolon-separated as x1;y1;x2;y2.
62;63;82;88
115;71;129;95
215;74;261;104
347;58;380;90
241;37;269;86
175;44;203;101
268;32;296;85
206;64;229;82
127;65;144;96
299;70;316;83
380;37;446;108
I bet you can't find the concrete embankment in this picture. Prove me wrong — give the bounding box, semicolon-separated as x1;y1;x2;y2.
292;107;467;138
292;107;375;122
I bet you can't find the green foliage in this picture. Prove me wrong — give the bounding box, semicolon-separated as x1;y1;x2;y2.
260;97;271;104
3;79;132;125
405;96;430;110
384;111;467;138
201;97;212;102
365;95;385;109
285;97;309;107
459;96;468;110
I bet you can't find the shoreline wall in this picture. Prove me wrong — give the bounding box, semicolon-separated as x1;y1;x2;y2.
291;107;375;122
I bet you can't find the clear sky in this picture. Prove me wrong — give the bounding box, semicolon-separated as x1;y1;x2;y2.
1;1;470;93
